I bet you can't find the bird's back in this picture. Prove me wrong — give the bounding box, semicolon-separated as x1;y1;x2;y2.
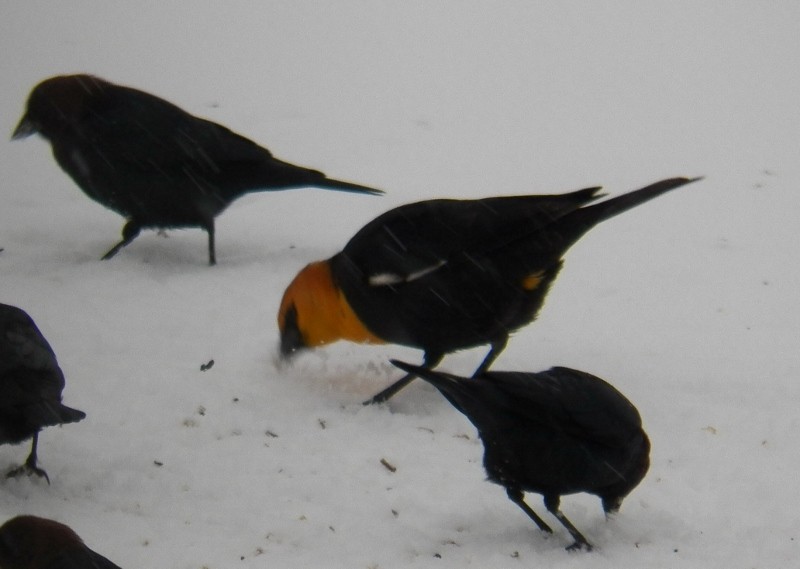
339;189;602;276
332;190;603;351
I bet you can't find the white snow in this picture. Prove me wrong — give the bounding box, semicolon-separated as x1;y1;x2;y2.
2;2;799;567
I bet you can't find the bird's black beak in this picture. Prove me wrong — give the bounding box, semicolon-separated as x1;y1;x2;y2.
11;114;37;140
279;304;307;360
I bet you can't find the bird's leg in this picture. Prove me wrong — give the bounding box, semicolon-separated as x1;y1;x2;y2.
506;487;553;533
543;495;592;551
203;219;216;266
363;352;443;405
6;432;50;485
602;495;623;518
472;335;509;377
101;220;141;260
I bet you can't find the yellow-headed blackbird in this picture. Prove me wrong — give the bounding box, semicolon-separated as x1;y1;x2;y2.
391;360;650;551
0;516;123;569
0;304;85;484
278;176;700;403
12;75;383;265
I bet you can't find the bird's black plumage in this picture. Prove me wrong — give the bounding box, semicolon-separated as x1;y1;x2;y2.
332;187;603;352
391;360;650;551
12;74;383;264
318;176;699;403
0;303;85;483
0;516;122;569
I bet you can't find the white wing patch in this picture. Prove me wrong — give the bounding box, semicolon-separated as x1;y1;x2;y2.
369;260;447;286
70;149;92;178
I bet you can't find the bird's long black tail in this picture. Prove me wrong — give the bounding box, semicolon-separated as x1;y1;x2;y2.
390;360;455;388
30;401;86;427
388;360;494;421
314;176;384;196
56;404;87;425
565;176;702;234
248;156;384;196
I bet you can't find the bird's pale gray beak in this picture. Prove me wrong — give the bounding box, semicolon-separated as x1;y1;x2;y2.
11;114;37;140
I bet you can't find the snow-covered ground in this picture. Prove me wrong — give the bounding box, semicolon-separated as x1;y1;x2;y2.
2;2;799;567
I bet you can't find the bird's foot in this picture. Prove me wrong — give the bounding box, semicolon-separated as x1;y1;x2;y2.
565;539;592;552
6;462;50;485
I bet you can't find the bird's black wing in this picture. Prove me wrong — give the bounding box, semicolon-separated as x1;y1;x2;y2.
340;190;602;287
424;367;643;449
0;305;65;403
387;361;633;443
486;368;644;447
77;84;373;199
0;305;83;426
72;84;276;180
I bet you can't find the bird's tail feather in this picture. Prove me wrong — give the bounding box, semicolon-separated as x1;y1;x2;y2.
56;404;86;425
244;156;384;195
28;401;86;427
389;360;498;425
314;177;384;196
390;360;462;392
567;176;702;232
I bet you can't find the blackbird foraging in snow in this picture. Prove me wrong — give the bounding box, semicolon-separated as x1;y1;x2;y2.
12;74;383;265
0;303;85;484
278;176;700;404
0;515;122;569
391;360;650;551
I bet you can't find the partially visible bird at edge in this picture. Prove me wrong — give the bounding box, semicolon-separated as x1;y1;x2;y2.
0;303;85;484
0;515;123;569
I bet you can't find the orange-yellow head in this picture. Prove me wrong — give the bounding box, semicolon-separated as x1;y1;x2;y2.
278;260;384;358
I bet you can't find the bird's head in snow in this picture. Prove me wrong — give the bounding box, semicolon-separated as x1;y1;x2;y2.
278;260;384;359
12;74;108;141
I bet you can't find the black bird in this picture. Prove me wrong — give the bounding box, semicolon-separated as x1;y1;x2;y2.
0;515;123;569
12;74;383;265
278;176;700;403
0;303;85;483
391;360;650;551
